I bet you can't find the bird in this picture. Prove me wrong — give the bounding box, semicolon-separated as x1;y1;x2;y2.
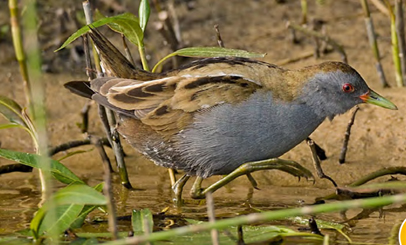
65;29;397;201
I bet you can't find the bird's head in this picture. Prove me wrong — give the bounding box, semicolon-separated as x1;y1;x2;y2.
299;62;397;120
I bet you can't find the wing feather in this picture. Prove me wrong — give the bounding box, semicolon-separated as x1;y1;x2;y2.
91;75;262;136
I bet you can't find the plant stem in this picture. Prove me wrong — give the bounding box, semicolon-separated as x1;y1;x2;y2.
138;45;150;71
9;0;32;111
386;0;404;87
21;0;58;242
395;0;406;86
104;193;406;245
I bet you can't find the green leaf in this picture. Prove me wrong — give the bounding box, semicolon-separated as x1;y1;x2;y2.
38;204;84;236
0;149;83;185
30;207;45;239
152;47;266;72
108;13;144;47
70;205;99;229
138;0;150;32
56;12;143;52
65;183;105;228
0;95;28;128
52;184;107;206
132;208;153;234
31;184;107;237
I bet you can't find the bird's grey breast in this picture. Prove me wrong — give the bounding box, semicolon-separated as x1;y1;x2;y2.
175;91;325;177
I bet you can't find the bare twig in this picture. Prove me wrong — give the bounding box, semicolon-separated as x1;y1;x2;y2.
110;126;132;188
156;10;183;70
214;25;225;48
286;21;347;63
307;139;337;187
158;11;179;51
168;0;182;43
361;0;390;87
121;34;135;65
0;164;33;174
370;0;390;16
48;138;110;156
395;0;406;86
83;1;102;76
97;105;114;172
306;137;327;160
276;51;314;66
82;34;95;79
339;106;359;164
104;108;132;188
93;137;118;240
83;2;132;188
206;192;219;245
80;100;92;133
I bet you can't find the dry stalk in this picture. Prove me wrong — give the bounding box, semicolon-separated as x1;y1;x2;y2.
360;0;389;87
338;106;359;164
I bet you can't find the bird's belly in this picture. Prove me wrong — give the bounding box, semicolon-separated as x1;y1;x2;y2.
175;92;325;177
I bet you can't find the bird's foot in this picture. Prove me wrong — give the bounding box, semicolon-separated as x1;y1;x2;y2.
189;158;314;199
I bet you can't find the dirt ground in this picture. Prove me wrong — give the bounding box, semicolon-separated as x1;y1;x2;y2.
0;0;405;243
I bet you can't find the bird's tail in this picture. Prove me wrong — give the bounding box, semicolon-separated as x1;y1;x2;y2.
64;81;93;99
88;28;160;81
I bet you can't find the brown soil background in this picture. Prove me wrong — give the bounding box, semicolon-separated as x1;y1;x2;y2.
0;0;405;243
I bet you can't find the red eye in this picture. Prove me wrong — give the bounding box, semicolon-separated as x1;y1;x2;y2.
342;83;354;93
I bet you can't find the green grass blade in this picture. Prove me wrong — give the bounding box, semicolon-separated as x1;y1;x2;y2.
0;123;27;130
172;47;266;58
0;148;83;185
152;47;266;72
0;95;29;128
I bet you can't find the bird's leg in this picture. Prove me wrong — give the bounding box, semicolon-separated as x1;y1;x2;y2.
190;158;314;199
190;176;204;199
168;169;176;186
171;174;190;205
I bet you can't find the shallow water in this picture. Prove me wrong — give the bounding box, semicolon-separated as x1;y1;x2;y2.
1;0;406;243
0;152;404;244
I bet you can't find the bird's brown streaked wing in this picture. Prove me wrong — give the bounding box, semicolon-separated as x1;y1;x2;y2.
102;75;262;136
